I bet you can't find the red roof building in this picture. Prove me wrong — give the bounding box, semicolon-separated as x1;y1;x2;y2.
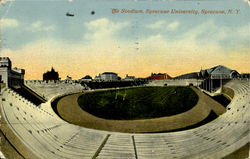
151;73;172;80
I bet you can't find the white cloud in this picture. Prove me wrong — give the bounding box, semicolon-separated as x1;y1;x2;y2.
179;20;249;50
243;0;247;1
84;18;129;40
142;20;231;54
167;21;179;31
2;18;248;79
146;20;180;31
143;20;249;56
28;21;55;32
146;20;165;29
2;20;249;79
178;20;224;43
243;0;250;5
0;0;14;5
0;18;18;28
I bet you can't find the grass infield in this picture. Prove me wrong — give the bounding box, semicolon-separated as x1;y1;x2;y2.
78;86;198;120
56;87;226;132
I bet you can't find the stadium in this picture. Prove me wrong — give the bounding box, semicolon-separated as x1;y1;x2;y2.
0;57;249;159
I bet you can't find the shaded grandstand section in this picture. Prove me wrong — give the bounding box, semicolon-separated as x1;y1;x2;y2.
211;95;231;107
51;95;66;120
12;85;46;106
222;86;234;100
202;86;233;108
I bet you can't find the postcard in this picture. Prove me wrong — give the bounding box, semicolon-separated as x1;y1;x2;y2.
0;0;249;159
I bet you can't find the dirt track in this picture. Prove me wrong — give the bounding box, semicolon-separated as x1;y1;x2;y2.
57;87;226;133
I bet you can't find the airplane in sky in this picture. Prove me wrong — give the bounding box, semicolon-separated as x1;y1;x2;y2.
66;12;74;16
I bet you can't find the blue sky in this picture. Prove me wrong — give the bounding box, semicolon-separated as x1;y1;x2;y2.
0;0;249;79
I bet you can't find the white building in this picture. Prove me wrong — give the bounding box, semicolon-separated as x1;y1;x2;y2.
122;74;135;81
200;65;239;79
97;72;118;81
80;75;92;82
0;57;25;88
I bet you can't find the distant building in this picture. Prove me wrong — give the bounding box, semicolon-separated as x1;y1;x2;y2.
199;65;239;79
122;74;135;81
65;75;72;81
82;75;92;80
0;57;25;88
43;67;59;81
94;74;101;80
151;73;171;80
95;72;118;81
100;72;118;81
81;75;92;82
240;73;250;79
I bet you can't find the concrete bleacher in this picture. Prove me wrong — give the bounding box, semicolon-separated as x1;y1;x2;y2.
25;80;85;100
1;88;108;159
147;79;203;87
0;79;249;159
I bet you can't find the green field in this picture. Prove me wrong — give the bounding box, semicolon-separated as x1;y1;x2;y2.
77;86;198;120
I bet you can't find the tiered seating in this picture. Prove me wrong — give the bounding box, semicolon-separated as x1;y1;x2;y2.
25;80;85;99
1;79;249;159
96;134;136;159
147;79;202;87
1;88;107;159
